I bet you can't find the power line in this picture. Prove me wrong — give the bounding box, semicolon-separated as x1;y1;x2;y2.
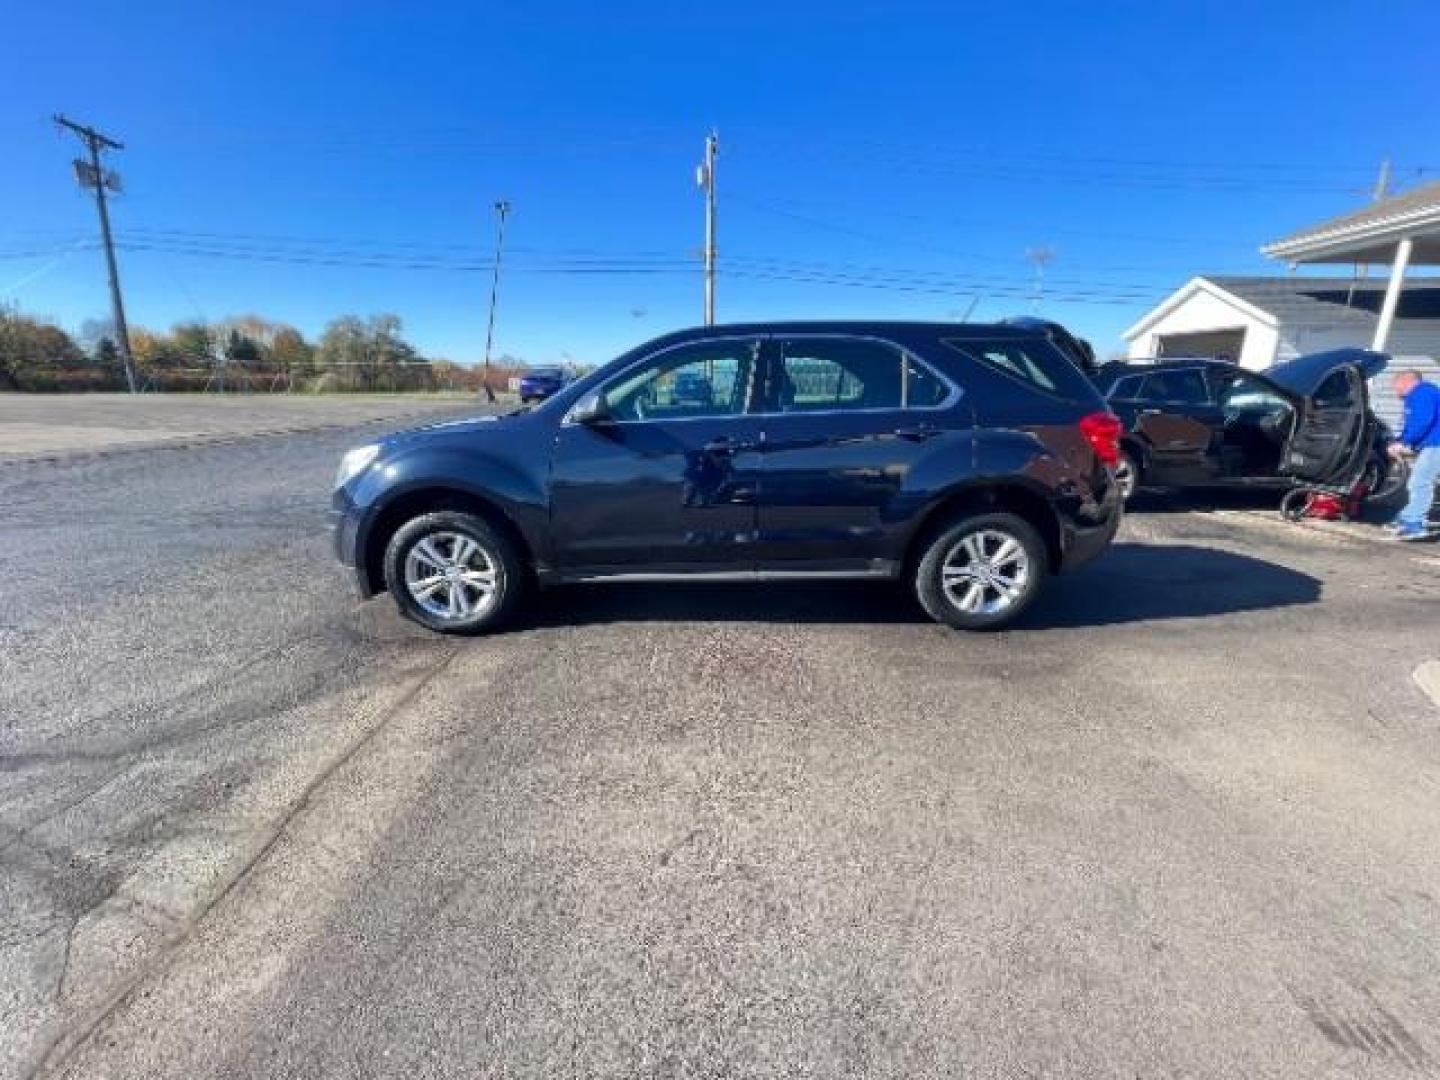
116;225;689;260
104;234;1165;296
130;119;1440;183
75;223;1172;288
723;266;1155;306
725;133;1435;193
0;243;101;259
725;193;1290;272
94;235;1164;308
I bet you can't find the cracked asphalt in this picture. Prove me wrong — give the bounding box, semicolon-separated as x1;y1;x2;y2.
3;413;1440;1079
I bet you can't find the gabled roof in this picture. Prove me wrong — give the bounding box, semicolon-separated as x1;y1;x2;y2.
1122;276;1275;340
1124;275;1440;341
1262;180;1440;264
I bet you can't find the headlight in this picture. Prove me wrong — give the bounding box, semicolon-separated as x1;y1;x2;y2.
335;444;381;488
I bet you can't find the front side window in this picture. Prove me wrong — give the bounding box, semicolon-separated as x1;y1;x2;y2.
1220;375;1290;416
776;339;947;412
603;340;757;421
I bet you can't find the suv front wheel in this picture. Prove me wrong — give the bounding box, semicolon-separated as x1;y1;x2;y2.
914;511;1048;630
383;510;523;634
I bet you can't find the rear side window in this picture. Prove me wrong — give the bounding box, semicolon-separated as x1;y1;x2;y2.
777;338;950;412
1139;368;1209;405
1108;374;1144;399
944;337;1099;402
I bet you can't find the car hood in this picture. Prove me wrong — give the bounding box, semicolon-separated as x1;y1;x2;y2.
377;412;510;451
1264;348;1388;398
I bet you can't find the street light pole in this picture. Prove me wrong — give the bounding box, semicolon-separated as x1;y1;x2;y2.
482;199;512;403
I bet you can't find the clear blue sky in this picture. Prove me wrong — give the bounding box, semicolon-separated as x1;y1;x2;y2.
3;0;1437;365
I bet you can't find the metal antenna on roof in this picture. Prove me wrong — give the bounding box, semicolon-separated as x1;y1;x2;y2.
1356;159;1392;282
1025;247;1055;312
1373;158;1392;202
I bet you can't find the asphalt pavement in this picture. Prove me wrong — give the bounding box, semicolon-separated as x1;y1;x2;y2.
2;415;1440;1079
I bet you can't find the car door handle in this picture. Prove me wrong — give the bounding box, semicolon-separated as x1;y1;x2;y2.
893;425;940;442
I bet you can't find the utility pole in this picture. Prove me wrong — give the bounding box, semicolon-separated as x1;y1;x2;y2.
481;199;511;403
696;131;718;326
54;115;137;393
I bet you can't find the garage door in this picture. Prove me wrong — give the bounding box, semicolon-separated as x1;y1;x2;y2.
1155;329;1247;362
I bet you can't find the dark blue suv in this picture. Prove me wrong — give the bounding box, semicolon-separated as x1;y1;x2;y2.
332;322;1123;632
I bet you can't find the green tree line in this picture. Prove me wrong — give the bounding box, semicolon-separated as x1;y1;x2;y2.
0;306;533;393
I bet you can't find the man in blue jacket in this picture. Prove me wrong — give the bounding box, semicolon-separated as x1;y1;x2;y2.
1389;369;1440;540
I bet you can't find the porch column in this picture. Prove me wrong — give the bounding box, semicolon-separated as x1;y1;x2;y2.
1372;235;1414;351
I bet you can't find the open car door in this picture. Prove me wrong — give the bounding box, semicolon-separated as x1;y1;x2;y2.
1268;349;1388;484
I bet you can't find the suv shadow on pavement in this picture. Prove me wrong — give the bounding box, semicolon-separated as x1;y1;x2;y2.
523;543;1320;631
1028;543;1320;628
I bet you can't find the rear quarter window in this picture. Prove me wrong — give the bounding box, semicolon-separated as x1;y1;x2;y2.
942;338;1100;404
1107;374;1144;399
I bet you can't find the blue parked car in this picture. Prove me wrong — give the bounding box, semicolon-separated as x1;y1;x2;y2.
332;321;1125;634
517;366;567;403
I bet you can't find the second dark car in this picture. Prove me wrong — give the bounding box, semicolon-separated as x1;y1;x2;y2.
517;365;568;403
333;322;1124;633
1096;350;1398;502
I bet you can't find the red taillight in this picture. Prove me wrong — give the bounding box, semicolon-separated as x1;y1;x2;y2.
1078;411;1123;467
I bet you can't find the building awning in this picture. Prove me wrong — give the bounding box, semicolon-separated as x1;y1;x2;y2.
1261;180;1440;264
1262;181;1440;351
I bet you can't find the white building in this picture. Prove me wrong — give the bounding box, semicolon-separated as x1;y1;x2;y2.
1123;274;1440;370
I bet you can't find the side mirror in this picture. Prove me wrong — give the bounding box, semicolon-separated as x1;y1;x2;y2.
567;389;610;426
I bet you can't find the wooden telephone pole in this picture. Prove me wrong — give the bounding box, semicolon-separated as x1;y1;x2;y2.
55;115;137;393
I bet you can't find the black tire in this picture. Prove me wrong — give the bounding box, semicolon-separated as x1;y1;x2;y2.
914;511;1048;631
1362;454;1409;509
383;510;524;634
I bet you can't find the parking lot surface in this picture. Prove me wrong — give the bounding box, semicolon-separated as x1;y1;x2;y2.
2;416;1440;1078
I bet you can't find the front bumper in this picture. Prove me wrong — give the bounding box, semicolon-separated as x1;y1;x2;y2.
330;489;377;598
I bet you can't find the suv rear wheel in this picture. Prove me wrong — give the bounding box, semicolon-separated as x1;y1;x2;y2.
914;511;1047;630
383;510;523;634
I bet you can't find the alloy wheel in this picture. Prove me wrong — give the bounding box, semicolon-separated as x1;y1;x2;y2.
403;530;500;622
941;529;1032;616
